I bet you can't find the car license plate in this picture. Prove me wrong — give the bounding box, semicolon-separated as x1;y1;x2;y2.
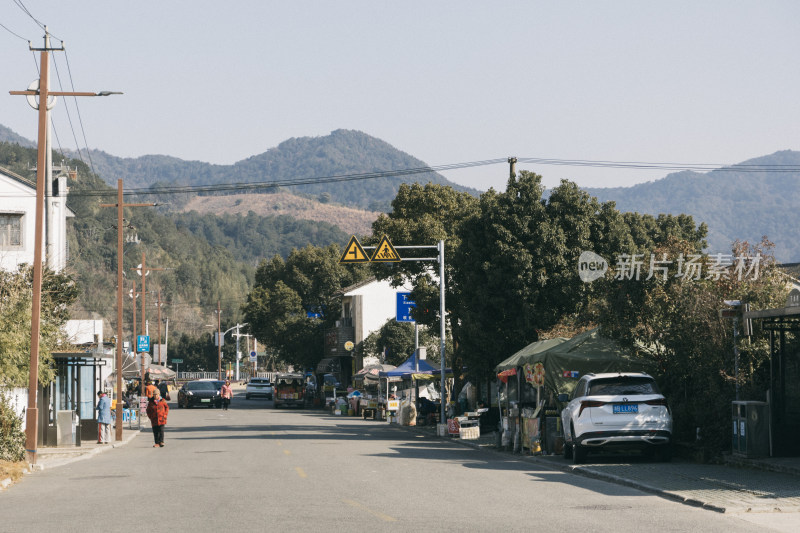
201;399;210;403
613;403;638;414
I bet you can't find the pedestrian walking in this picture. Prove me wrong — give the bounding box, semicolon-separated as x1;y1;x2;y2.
221;379;233;410
96;391;112;444
145;380;158;400
146;389;170;448
158;379;170;401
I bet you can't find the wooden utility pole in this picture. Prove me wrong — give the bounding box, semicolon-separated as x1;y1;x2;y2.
100;179;154;441
133;253;163;396
130;278;141;404
156;290;164;365
10;29;121;463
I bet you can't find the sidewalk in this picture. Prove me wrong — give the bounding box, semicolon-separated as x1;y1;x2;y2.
31;427;140;471
400;422;800;514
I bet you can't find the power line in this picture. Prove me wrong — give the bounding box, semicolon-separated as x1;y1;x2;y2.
63;50;97;175
68;159;508;198
12;0;49;35
518;157;800;173
0;21;29;41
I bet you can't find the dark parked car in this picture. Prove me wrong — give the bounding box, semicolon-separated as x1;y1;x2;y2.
177;380;222;408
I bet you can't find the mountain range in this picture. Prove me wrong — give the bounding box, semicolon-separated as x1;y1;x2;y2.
1;124;798;261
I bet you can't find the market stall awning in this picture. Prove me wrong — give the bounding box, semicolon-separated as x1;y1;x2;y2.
495;338;569;372
353;364;396;384
107;352;175;381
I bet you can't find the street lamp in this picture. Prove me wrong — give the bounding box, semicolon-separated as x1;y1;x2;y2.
10;28;124;459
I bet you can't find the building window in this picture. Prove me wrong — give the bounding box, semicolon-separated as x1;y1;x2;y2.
0;214;23;247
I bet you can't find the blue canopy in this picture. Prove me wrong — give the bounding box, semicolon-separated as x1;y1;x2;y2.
379;354;438;379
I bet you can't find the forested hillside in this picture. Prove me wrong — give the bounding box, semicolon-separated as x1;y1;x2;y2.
0;141;353;336
0;128;479;212
584;150;800;262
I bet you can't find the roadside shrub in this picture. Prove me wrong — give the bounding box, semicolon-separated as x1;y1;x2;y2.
0;394;25;462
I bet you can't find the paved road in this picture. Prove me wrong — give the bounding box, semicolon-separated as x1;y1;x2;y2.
1;392;797;532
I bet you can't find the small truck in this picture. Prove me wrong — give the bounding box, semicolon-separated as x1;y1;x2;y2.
273;373;306;408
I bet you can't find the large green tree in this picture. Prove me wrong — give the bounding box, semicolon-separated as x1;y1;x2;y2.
361;319;440;367
453;172;709;380
243;244;369;370
597;237;785;453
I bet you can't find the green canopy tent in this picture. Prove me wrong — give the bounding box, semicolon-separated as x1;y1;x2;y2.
495;328;652;398
495;338;569;372
494;328;652;454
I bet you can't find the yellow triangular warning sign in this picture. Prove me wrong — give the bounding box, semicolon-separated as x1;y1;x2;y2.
371;235;402;262
339;236;370;264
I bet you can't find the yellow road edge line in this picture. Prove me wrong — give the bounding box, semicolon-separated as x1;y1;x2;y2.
295;467;307;478
342;498;397;522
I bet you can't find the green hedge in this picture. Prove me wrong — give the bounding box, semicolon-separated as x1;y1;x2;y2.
0;394;25;462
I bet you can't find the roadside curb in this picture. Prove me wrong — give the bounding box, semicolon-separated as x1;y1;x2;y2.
388;422;791;514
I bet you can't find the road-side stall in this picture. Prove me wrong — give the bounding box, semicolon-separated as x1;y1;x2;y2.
379;355;452;424
352;364;396;419
494;328;652;455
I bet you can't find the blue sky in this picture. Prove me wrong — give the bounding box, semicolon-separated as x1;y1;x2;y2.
2;1;798;192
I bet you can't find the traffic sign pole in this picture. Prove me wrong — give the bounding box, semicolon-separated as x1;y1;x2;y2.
339;235;447;426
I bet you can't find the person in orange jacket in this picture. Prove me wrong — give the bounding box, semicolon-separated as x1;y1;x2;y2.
146;389;170;447
145;380;158;400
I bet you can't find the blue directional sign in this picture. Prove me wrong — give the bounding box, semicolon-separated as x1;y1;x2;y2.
137;335;150;353
396;292;416;322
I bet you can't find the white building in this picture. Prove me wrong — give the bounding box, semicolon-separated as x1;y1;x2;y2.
0;165;73;273
341;277;415;348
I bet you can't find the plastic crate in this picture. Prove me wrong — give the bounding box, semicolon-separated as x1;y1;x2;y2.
460;426;480;440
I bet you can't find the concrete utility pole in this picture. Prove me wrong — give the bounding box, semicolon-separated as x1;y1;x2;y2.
100;179;154;441
10;28;121;463
217;301;222;380
508;157;517;179
231;323;248;381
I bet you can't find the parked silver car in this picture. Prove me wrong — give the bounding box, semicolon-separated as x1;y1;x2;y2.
560;372;672;464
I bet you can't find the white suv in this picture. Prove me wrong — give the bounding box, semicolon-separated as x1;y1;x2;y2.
559;372;672;464
245;378;273;400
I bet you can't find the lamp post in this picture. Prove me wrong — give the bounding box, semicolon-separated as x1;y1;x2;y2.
11;29;122;459
214;322;249;381
230;323;249;381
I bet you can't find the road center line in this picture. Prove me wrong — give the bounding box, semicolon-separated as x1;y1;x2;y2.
342;499;396;522
295;467;307;478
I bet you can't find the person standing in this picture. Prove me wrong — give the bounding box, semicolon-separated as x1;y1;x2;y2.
96;391;112;444
146;389;170;448
221;379;233;410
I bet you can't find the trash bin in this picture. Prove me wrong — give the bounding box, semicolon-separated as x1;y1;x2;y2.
732;401;769;458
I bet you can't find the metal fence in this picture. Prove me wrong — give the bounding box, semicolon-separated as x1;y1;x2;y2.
176;371;277;382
